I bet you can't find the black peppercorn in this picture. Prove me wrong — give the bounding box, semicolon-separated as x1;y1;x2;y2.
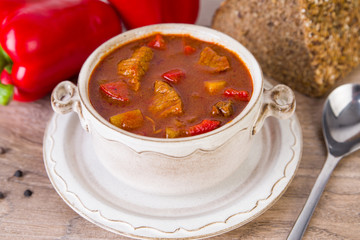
24;189;33;197
0;147;5;154
14;170;23;177
0;192;5;199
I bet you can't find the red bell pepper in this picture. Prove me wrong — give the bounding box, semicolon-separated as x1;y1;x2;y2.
0;0;41;26
0;0;122;105
108;0;199;29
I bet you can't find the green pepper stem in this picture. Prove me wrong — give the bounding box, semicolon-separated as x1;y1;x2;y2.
0;45;14;105
0;45;13;74
0;51;7;73
0;83;14;105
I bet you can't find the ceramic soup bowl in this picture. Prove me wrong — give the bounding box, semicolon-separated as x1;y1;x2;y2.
51;24;295;195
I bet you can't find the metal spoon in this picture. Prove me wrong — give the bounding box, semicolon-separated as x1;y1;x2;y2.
287;83;360;240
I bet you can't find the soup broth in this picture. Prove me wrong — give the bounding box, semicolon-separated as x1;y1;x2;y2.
88;34;253;138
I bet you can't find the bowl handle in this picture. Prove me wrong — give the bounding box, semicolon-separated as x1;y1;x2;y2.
51;81;90;132
252;84;296;135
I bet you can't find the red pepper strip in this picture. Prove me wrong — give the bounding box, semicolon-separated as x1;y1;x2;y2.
161;69;185;84
148;34;166;50
224;88;251;101
184;45;196;55
108;0;199;30
100;81;129;102
187;119;221;136
0;0;122;105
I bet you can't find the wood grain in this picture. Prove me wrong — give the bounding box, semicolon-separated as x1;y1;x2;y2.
0;67;359;240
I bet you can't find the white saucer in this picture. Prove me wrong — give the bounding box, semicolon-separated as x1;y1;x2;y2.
43;110;302;239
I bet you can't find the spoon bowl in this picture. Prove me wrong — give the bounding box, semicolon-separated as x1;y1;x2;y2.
288;83;360;240
323;83;360;157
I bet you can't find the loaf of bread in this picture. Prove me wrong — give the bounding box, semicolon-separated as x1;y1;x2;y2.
212;0;360;97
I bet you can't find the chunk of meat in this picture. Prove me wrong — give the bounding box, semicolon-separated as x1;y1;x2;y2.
187;119;221;136
198;47;230;72
204;80;226;94
211;100;233;117
118;46;153;91
100;81;129;102
149;81;183;118
109;109;144;130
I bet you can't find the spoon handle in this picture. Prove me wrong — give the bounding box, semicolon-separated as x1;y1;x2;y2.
287;154;341;240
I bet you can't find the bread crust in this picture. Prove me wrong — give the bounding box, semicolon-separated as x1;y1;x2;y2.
212;0;360;97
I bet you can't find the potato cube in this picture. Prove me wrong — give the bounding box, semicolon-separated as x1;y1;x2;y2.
110;109;144;130
204;80;226;94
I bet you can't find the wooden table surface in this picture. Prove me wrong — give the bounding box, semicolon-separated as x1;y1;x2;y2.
1;0;360;236
0;66;359;239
